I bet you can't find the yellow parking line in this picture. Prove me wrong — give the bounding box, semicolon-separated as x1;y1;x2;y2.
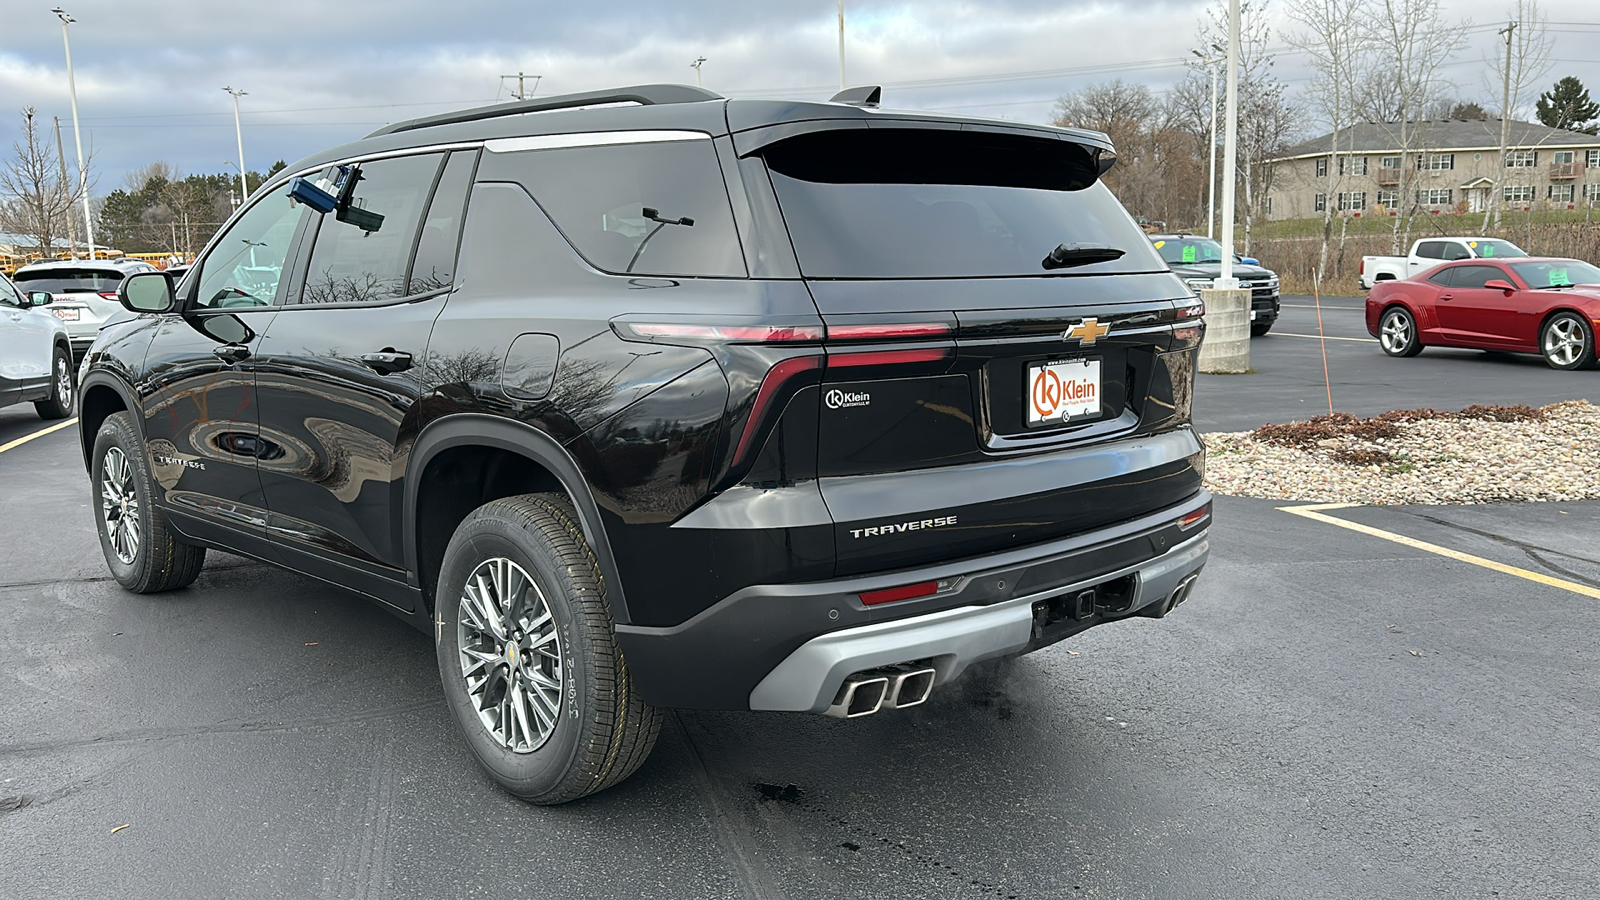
0;418;78;455
1280;502;1600;600
1272;332;1378;343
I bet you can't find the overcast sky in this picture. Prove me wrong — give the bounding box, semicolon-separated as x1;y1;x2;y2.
3;0;1599;195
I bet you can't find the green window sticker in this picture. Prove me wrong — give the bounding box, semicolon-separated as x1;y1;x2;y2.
1482;245;1495;257
1549;267;1568;286
1181;245;1197;263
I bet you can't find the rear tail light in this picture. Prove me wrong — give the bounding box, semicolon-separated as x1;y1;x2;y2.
730;355;823;465
99;292;118;300
1177;502;1211;530
619;322;823;343
827;322;952;341
1176;302;1205;319
827;347;952;368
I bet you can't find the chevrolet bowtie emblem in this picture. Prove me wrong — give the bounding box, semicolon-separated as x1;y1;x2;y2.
1064;318;1110;345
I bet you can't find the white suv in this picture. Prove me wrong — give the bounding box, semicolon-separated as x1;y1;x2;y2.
11;259;157;358
0;271;75;418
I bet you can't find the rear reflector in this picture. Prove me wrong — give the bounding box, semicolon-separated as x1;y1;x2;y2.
827;347;951;368
859;581;939;606
623;322;823;343
1177;503;1210;530
827;322;952;340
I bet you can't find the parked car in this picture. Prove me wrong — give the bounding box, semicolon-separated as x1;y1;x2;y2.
1149;234;1280;335
0;270;75;418
1359;237;1527;289
78;83;1211;804
1366;256;1600;369
12;258;159;358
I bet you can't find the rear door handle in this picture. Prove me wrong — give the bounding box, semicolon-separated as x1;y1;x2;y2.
360;349;413;375
213;344;251;363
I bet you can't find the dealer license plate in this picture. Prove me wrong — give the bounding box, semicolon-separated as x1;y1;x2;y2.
52;308;80;321
1026;357;1101;426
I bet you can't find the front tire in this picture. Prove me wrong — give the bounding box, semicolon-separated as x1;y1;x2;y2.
34;344;74;419
91;412;206;592
1379;306;1422;357
436;494;661;804
1251;321;1274;337
1540;312;1596;370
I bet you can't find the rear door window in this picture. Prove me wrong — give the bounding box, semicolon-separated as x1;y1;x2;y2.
480;136;745;277
407;150;477;294
297;153;443;305
1427;268;1457;286
1414;241;1445;260
761;129;1164;279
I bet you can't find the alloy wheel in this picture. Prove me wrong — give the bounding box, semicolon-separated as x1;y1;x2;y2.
56;356;72;407
1543;317;1587;368
456;557;565;753
1380;311;1412;354
100;447;141;564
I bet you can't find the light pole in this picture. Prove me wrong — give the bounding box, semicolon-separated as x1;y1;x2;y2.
223;86;248;203
1193;44;1224;239
690;57;707;87
1217;0;1240;289
51;8;94;261
837;0;846;90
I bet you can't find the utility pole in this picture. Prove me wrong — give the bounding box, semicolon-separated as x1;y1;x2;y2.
223;86;248;203
690;57;707;87
1218;0;1240;288
53;116;78;259
52;8;94;261
500;72;542;101
1490;21;1516;230
838;0;847;90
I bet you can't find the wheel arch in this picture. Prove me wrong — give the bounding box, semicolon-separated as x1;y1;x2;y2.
405;414;631;625
77;373;137;472
1537;306;1592;335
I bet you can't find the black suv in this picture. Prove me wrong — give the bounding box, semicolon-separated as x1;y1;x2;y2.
80;84;1211;804
1150;234;1280;336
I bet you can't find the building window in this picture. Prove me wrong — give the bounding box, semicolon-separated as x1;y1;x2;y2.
1377;190;1399;208
1585;183;1600;203
1416;189;1452;205
1503;185;1535;203
1337;191;1366;211
1381;155;1402;169
1505;150;1537;168
1588;149;1600;168
1315;157;1328;177
1339;156;1368;176
1314;193;1326;212
1417;153;1454;170
1550;184;1576;203
1553;150;1576;165
1263;196;1273;214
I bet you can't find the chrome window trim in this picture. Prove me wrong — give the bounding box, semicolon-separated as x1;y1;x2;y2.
485;130;711;153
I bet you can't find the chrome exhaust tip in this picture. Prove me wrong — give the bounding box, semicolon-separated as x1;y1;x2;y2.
1170;574;1199;609
883;666;937;709
824;673;890;718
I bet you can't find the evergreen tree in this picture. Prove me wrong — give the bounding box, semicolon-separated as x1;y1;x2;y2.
1535;76;1600;134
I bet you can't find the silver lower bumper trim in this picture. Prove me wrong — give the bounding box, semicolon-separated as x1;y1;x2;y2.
748;532;1209;713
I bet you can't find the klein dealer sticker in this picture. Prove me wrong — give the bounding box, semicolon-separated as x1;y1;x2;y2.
1028;358;1101;425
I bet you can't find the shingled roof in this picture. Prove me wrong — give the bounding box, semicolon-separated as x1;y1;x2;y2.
1274;118;1600;160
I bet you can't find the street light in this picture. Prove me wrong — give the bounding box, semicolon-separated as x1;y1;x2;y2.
1193;44;1224;240
1218;0;1241;290
222;86;248;203
690;57;707;87
51;7;94;261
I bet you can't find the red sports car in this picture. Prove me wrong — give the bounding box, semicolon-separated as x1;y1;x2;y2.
1366;256;1600;370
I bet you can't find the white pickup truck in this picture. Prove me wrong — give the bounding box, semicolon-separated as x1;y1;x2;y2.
1359;237;1528;289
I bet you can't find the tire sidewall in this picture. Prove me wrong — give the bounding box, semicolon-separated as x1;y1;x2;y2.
1381;307;1416;357
38;345;74;418
1542;313;1594;371
91;414;153;588
435;517;592;799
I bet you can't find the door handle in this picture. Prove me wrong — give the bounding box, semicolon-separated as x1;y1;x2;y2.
213;344;251;363
360;349;413;375
1439;293;1454;300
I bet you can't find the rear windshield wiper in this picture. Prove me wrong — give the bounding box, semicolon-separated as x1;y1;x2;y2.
1042;242;1125;270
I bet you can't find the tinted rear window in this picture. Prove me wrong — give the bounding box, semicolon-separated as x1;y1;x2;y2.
13;269;127;293
761;129;1164;279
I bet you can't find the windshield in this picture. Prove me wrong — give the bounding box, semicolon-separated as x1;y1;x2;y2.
1153;237;1228;266
762;129;1166;279
1510;260;1600;288
1468;239;1526;259
13;269;127;293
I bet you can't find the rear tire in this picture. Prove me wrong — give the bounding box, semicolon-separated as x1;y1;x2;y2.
1378;306;1422;357
435;493;661;804
34;344;74;419
1540;312;1596;370
91;412;206;593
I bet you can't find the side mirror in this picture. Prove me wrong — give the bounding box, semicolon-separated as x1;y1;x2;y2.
26;291;53;307
1483;279;1516;294
118;271;175;314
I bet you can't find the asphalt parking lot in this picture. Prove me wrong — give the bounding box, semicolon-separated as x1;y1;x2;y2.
2;298;1598;898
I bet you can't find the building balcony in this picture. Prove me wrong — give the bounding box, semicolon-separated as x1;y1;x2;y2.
1376;167;1401;185
1550;162;1580;180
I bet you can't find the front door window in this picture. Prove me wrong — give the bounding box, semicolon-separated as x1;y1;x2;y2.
192;194;307;309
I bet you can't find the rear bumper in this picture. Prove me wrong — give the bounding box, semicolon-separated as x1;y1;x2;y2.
616;491;1211;710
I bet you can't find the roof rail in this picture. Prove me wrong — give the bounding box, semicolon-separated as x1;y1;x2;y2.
367;84;725;138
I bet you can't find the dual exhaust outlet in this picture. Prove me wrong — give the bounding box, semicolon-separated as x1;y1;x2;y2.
824;663;937;718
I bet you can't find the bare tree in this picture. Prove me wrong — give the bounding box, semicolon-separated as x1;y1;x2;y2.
0;108;90;257
1360;0;1467;252
1287;0;1376;287
1484;0;1552;229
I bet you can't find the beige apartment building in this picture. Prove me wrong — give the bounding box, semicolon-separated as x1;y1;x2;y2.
1266;119;1600;221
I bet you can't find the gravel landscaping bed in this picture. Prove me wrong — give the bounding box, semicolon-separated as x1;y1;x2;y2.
1202;400;1600;505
